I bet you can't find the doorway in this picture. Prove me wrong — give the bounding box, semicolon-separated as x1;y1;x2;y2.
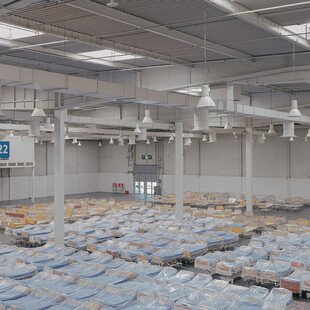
133;165;158;195
134;180;157;195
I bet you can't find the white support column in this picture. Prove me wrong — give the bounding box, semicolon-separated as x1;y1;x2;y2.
245;127;253;216
54;109;66;245
31;167;35;204
175;122;184;220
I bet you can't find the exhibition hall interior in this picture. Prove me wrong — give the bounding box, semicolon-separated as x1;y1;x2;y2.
0;0;309;309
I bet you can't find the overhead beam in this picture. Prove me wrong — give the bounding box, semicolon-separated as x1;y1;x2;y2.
67;0;252;61
205;0;310;50
0;34;134;70
6;15;191;67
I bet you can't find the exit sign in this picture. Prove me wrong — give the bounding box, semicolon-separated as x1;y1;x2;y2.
0;141;10;160
142;155;152;160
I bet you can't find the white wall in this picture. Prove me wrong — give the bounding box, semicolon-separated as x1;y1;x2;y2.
0;140;101;201
99;129;310;199
2;126;310;201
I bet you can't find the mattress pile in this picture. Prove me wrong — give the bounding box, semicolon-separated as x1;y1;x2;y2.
281;270;310;294
194;245;269;277
0;243;294;309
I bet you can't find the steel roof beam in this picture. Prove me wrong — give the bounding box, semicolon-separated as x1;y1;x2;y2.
205;0;310;50
6;15;191;67
67;0;252;61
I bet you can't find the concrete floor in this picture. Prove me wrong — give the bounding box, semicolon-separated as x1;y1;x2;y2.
0;192;309;308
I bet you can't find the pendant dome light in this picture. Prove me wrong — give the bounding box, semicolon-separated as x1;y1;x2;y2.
34;137;39;144
208;132;217;143
98;141;102;147
72;137;78;144
288;99;301;118
134;123;141;135
146;138;150;145
109;138;114;145
288;45;302;118
39;140;43;145
169;135;175;142
153;136;157;143
224;118;233;130
197;7;215;109
197;85;215;108
184;137;192;146
268;124;276;135
233;132;238;139
64;124;69;140
78;140;81;146
289;137;294;142
31;98;46;118
202;134;208;142
142;110;153;124
8;130;14;138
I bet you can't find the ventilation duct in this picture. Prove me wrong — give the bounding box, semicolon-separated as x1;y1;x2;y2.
192;109;209;131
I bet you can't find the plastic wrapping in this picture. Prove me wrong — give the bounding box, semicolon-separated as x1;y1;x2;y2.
263;288;292;307
188;273;213;287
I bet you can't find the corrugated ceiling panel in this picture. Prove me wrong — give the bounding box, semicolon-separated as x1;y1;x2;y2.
95;0;225;25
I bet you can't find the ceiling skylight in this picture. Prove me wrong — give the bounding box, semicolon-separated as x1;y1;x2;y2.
285;23;310;40
0;22;42;40
80;49;143;63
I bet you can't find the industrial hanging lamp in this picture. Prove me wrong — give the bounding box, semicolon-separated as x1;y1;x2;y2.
288;45;302;118
153;136;157;143
98;141;102;147
288;99;301;118
34;137;39;144
268;124;276;135
8;130;14;138
39;140;43;145
109;138;114;145
169;135;175;142
184;137;192;146
146;138;150;145
197;7;215;109
142;110;153;124
78;140;81;146
289;137;294;142
224;119;233;130
31;99;46;118
197;85;215;108
202;134;208;142
64;125;69;140
72;137;78;144
134;123;141;135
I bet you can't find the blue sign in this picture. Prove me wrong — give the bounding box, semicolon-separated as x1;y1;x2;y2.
0;141;10;160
